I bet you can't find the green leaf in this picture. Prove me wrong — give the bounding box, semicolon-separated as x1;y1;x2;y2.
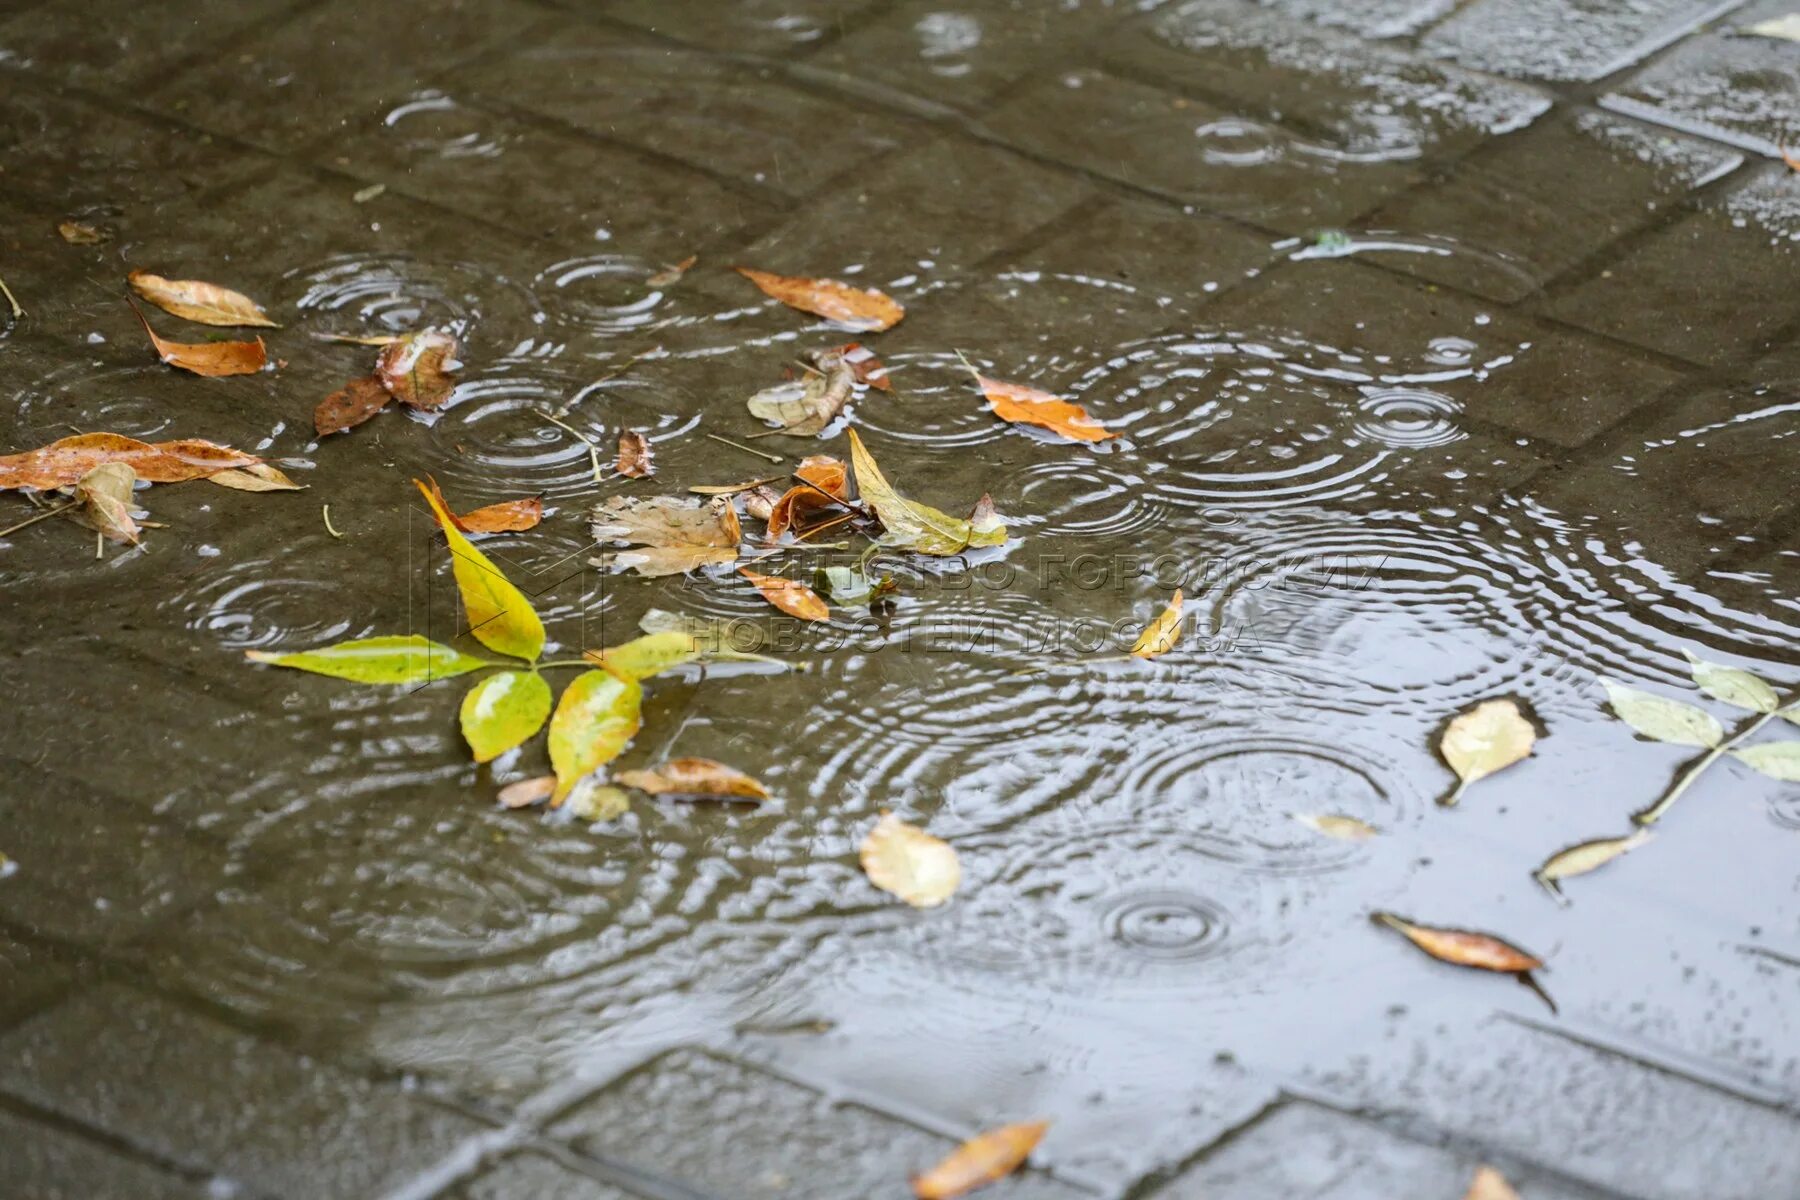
1602;680;1723;748
415;477;545;662
1779;704;1798;727
1682;650;1778;713
564;778;631;822
848;429;1005;555
548;669;642;804
1731;741;1800;782
459;670;552;763
586;631;701;682
246;635;493;684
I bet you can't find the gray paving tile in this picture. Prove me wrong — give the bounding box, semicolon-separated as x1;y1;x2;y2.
0;0;295;94
598;0;887;57
1245;0;1457;38
1422;0;1738;83
0;1107;202;1200
0;985;488;1198
0;928;77;1031
447;1150;642;1200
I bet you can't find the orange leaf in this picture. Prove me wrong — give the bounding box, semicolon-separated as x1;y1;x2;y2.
913;1121;1049;1200
739;566;829;621
132;301;266;377
1373;912;1543;973
456;497;543;534
315;375;392;436
837;341;892;390
497;776;556;809
617;430;655;478
616;757;770;801
767;454;849;538
1464;1166;1521;1200
127;269;277;328
978;375;1115;442
647;254;697;287
1785;146;1800;173
0;432;258;491
734;266;903;332
376;329;459;409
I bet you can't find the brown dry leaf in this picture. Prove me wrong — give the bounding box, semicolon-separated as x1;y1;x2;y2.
1438;697;1536;806
456;496;543;534
616;757;770;801
376;329;459;409
977;374;1116;443
766;455;849;538
861;812;960;908
734;266;904;332
1130;589;1183;659
837;341;891;391
912;1121;1049;1200
1463;1166;1521;1200
315;375;393;436
72;462;140;544
128;269;277;327
58;220;110;245
206;463;305;492
0;433;258;491
740;566;830;622
747;349;855;436
647;254;697;287
133;302;267;377
591;494;741;577
617;430;655;478
497;776;556;809
1373;912;1543;973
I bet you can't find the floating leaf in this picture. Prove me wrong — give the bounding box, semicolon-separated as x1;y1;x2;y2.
912;1121;1048;1200
128;269;277;327
861;812;960;908
455;496;543;534
1534;830;1652;897
1602;680;1722;748
734;266;903;331
617;430;655;478
740;566;829;622
71;462;141;545
459;670;553;763
747;350;854;436
245;635;493;684
377;330;459;409
1746;13;1800;40
58;220;109;245
133;303;267;377
0;433;257;491
767;455;850;537
1438;697;1536;805
1463;1166;1521;1200
814;564;895;607
206;462;304;492
1732;741;1800;781
583;631;702;681
315;375;392;436
616;757;770;801
837;341;891;390
415;477;545;662
1372;912;1543;973
497;775;555;809
848;429;1005;555
591;494;741;577
565;778;632;822
1292;813;1376;841
547;669;643;804
1682;650;1778;713
1130;589;1183;659
976;374;1116;443
647;254;696;288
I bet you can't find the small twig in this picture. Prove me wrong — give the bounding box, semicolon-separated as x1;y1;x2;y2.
0;501;77;539
94;530;103;560
322;505;344;539
0;271;22;319
708;433;783;464
1633;708;1780;825
537;409;604;483
952;347;984;385
793;512;856;542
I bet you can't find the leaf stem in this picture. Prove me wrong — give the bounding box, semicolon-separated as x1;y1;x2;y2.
0;500;77;539
707;433;783;464
1633;709;1777;825
322;504;344;539
536;659;595;669
0;271;23;319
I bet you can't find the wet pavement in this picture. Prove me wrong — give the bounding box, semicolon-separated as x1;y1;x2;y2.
0;1;1797;1197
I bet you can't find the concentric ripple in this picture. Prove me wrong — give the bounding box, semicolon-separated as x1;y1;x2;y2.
382;90;509;159
1352;386;1465;449
283;254;543;348
157;539;393;652
534;255;670;339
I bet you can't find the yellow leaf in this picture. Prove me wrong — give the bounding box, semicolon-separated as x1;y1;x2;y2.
458;670;552;763
861;812;960;907
547;669;642;804
847;429;1004;555
1438;697;1536;805
414;477;545;662
1130;589;1183;659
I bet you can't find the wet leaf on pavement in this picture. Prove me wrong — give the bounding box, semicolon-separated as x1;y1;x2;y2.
376;329;459;409
245;635;494;683
861;812;960;908
128;269;277;327
617;757;770;801
459;669;553;763
747;349;856;436
647;254;697;287
1131;589;1183;659
1462;1166;1521;1200
1731;741;1800;781
315;375;392;436
206;463;304;492
584;630;703;682
1602;680;1723;748
734;266;904;331
912;1120;1049;1200
740;566;830;622
591;494;741;577
70;462;141;544
1372;912;1543;973
58;220;109;245
0;433;258;491
837;341;891;390
974;373;1116;443
565;777;632;822
617;430;656;478
1292;813;1376;841
1682;649;1778;713
849;429;1005;555
416;477;546;662
1438;697;1537;805
497;776;556;809
454;496;543;534
766;455;850;538
1746;13;1800;40
548;669;643;804
133;302;267;377
1534;830;1652;898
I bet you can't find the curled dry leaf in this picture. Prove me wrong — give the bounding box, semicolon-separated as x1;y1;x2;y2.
591;494;741;577
616;757;770;801
848;429;1005;555
497;775;556;809
976;374;1116;443
315;375;392;436
376;329;459;409
734;266;904;331
747;349;856;436
617;430;655;478
206;462;304;492
647;254;697;287
1372;912;1543;973
912;1121;1049;1200
127;270;277;327
58;220;109;245
742;486;782;523
1534;830;1652;899
838;342;891;390
1292;813;1376;841
740;566;830;622
132;302;267;377
767;455;850;538
0;432;258;491
1463;1166;1521;1200
1438;697;1536;806
72;462;141;544
861;812;960;908
1131;589;1183;659
455;497;543;534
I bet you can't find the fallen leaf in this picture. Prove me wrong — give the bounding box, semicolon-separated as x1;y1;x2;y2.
861;812;960;908
128;269;277;327
976;374;1116;443
1602;680;1722;748
585;631;703;681
1292;813;1376;841
353;182;386;204
72;462;140;544
848;429;1005;555
837;341;891;391
688;476;786;496
206;463;304;492
455;496;543;534
133;302;267;377
734;266;904;331
497;775;556;808
1372;912;1543;973
0;433;257;491
315;331;406;346
415;477;546;662
1438;697;1536;806
617;430;655;478
766;455;849;538
58;220;109;245
1732;741;1800;781
1535;830;1652;898
1746;13;1800;41
1682;649;1778;713
565;778;632;822
912;1121;1049;1200
1463;1166;1521;1200
747;349;856;436
1786;147;1800;174
742;485;782;523
814;564;896;607
1130;589;1183;659
591;494;741;577
647;254;697;287
245;635;494;683
616;757;770;801
377;329;459;409
315;375;392;436
740;566;830;621
548;669;643;804
459;670;553;763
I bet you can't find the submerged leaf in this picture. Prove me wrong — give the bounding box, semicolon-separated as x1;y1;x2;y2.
315;375;392;436
977;374;1116;443
1372;912;1543;973
206;462;305;492
591;494;740;577
747;350;855;436
617;757;770;801
912;1121;1048;1200
455;496;543;534
565;778;632;822
497;775;556;809
584;631;702;681
617;430;655;478
1438;697;1536;805
58;220;110;245
1682;649;1778;713
1463;1166;1521;1200
814;564;895;607
0;433;257;491
128;269;277;327
134;304;267;377
547;669;643;804
848;428;1005;555
861;812;960;908
377;330;459;409
245;635;493;684
72;462;140;544
740;567;829;622
459;670;552;763
1535;830;1652;897
1292;813;1376;841
1602;680;1722;748
837;341;891;390
734;266;903;331
1731;741;1800;781
1130;589;1183;659
415;477;545;662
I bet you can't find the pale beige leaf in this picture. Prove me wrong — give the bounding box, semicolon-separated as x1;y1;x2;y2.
591;494;740;577
128;269;277;327
206;463;305;492
1292;813;1376;841
1602;680;1723;748
1682;649;1778;713
1463;1166;1521;1200
616;757;770;801
497;776;556;809
1438;698;1536;805
1535;830;1652;894
861;813;960;908
72;462;140;544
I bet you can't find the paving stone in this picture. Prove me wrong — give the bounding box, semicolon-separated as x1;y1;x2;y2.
599;0;887;56
549;1048;1092;1200
1244;0;1457;38
1602;0;1800;158
1422;0;1736;83
0;0;293;94
1366;110;1738;302
448;1150;642;1200
1545;162;1800;368
0;985;488;1199
0;1108;201;1200
0;928;77;1031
